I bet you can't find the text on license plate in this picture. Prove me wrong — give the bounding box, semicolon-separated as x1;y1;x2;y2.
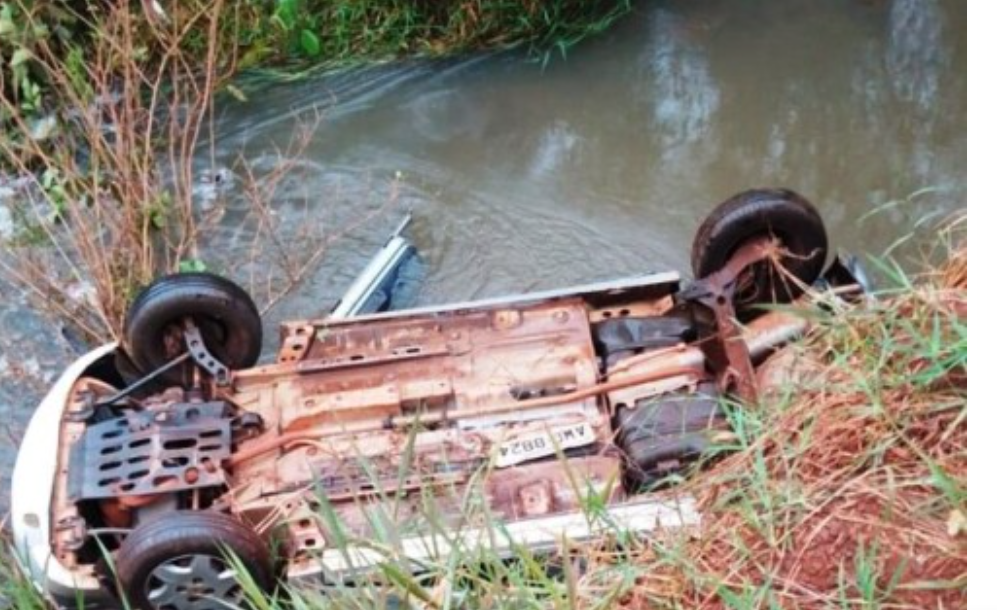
495;422;596;468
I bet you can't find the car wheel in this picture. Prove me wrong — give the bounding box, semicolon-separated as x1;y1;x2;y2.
116;511;274;610
691;188;828;312
124;272;262;382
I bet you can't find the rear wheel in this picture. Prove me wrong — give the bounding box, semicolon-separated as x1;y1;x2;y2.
116;511;274;610
124;272;262;383
691;189;828;312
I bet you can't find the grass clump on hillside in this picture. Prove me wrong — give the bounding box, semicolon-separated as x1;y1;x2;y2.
249;0;632;68
648;245;967;608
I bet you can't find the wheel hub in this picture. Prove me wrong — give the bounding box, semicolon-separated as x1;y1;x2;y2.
146;553;241;610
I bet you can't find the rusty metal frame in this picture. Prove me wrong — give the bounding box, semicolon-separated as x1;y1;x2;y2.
678;238;783;403
43;266;830;594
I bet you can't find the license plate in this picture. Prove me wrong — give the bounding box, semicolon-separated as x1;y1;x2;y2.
495;422;596;468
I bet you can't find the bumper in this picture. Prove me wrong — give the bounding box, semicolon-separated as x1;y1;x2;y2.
11;343;118;608
288;497;700;582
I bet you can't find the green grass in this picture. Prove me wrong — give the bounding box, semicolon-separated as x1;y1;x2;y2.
2;0;632;120
235;0;632;68
0;540;47;610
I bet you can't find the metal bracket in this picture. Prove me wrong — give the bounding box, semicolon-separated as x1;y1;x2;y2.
71;402;233;501
232;411;264;442
678;238;778;404
277;324;315;364
53;515;88;551
183;319;231;386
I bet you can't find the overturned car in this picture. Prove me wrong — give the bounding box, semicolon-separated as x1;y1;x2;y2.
11;189;862;609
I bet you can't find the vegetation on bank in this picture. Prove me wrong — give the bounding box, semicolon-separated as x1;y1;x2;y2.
1;0;631;110
1;0;231;339
653;239;967;608
0;0;630;341
1;230;968;609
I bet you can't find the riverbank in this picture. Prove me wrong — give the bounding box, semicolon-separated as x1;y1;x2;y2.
1;0;631;109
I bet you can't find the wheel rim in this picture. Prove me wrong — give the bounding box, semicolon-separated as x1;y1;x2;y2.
145;554;242;610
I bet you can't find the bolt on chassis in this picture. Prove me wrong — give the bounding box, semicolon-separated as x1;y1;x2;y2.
11;189;865;609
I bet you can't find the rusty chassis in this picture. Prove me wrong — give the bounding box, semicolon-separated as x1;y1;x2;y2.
11;190;864;610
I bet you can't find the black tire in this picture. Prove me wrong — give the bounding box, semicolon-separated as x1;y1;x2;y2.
691;189;828;310
116;511;274;610
124;272;262;381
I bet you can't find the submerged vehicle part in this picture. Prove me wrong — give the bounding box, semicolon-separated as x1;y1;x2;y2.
12;189;865;609
330;213;421;319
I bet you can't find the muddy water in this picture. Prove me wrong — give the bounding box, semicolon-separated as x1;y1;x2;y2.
0;0;966;511
199;0;966;324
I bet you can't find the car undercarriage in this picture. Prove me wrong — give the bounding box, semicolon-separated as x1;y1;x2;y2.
12;189;865;610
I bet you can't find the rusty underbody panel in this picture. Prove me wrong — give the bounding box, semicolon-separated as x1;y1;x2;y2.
225;290;693;575
50;272;790;582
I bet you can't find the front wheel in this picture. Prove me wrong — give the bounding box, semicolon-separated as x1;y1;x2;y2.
116;511;274;610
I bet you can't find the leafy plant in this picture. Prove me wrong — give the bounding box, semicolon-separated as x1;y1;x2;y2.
271;0;322;58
